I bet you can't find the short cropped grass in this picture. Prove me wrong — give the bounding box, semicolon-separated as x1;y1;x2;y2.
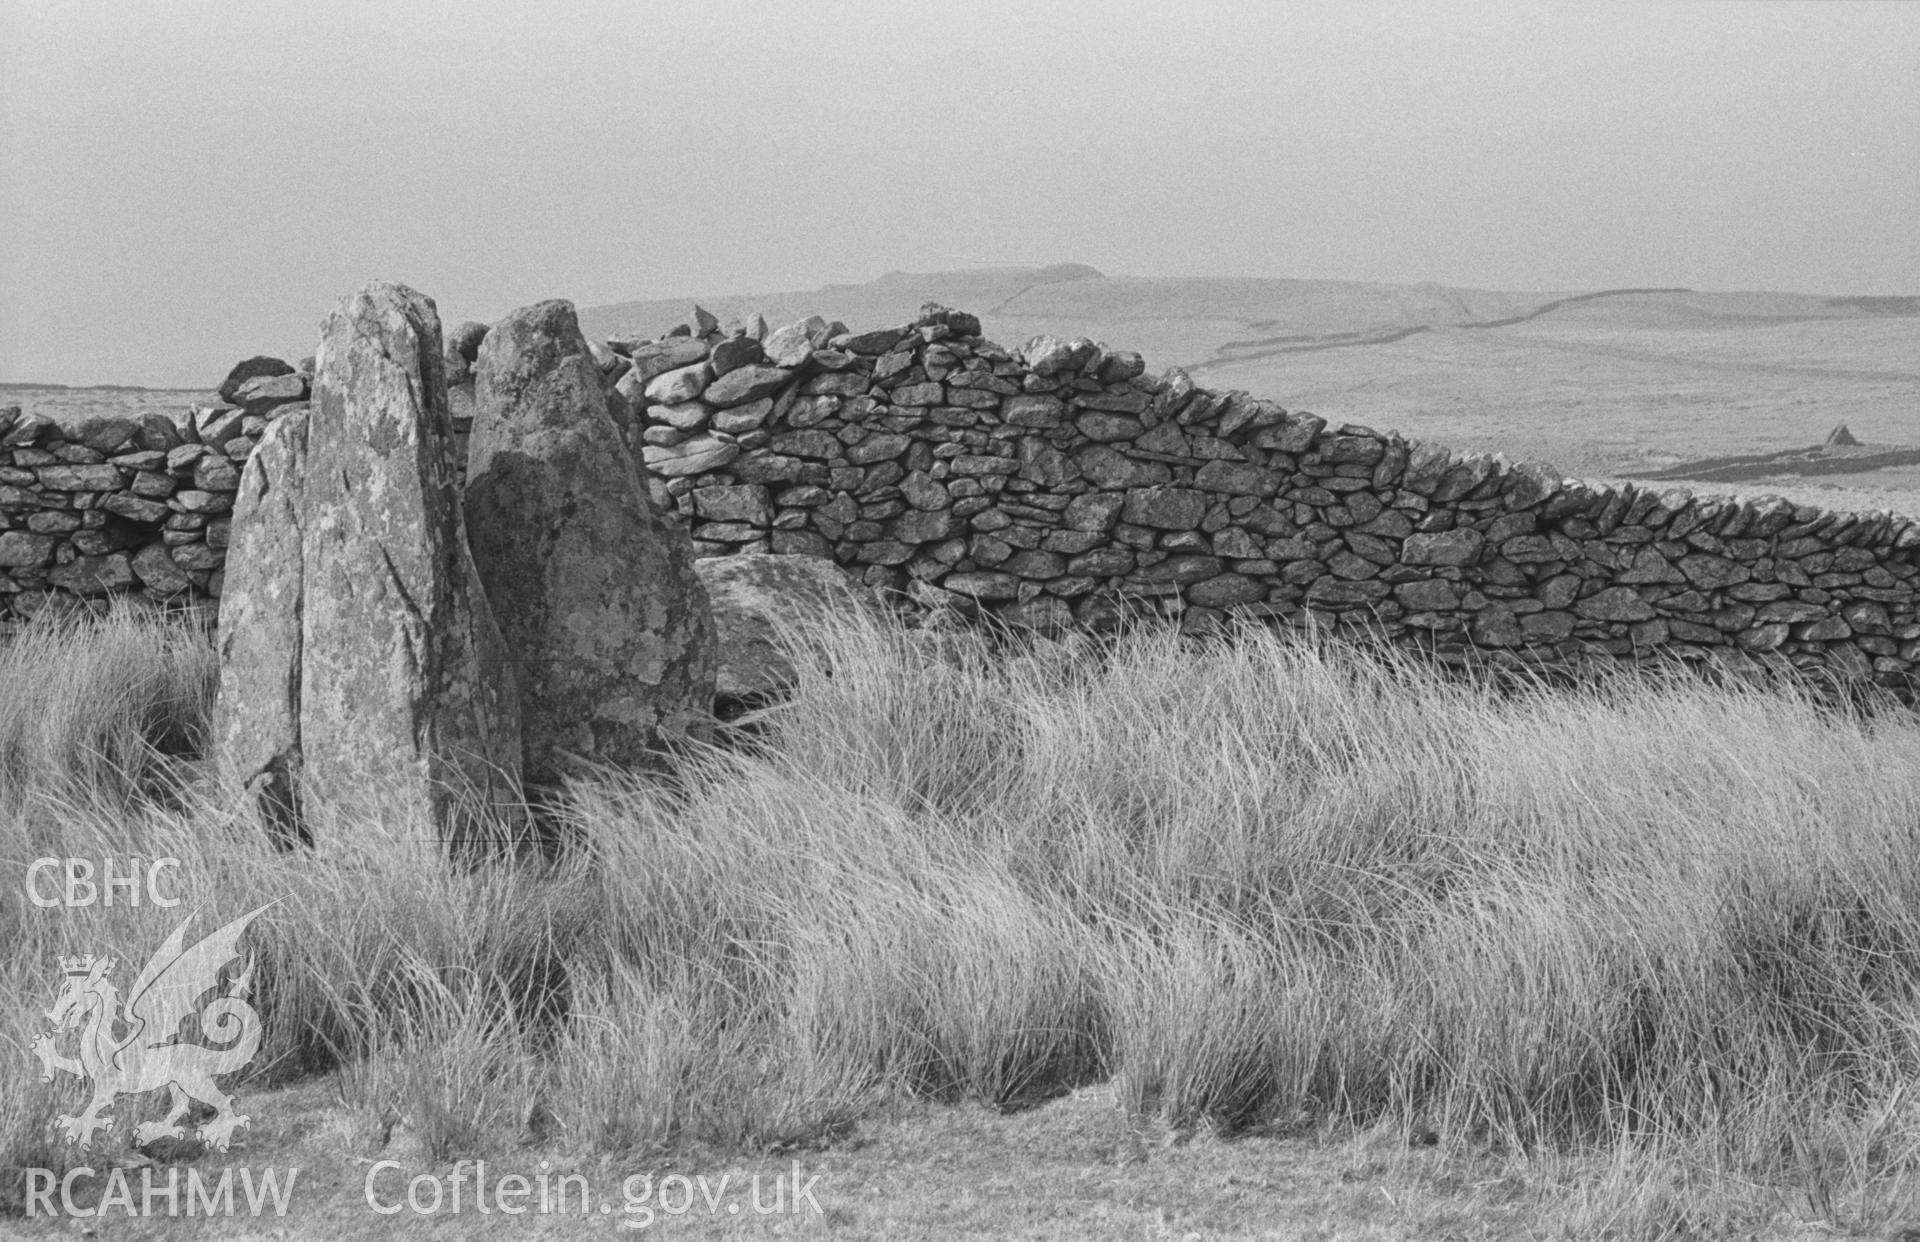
5;606;1920;1235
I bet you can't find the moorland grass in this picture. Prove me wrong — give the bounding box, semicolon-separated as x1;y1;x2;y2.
4;607;1919;1233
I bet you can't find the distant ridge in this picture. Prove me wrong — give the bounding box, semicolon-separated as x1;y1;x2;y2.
1195;286;1698;370
578;269;1892;379
0;381;206;393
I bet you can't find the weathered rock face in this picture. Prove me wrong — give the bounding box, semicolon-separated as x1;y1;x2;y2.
214;281;524;853
695;553;883;711
213;410;310;842
466;299;717;784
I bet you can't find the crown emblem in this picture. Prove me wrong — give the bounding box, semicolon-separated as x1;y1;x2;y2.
59;954;100;976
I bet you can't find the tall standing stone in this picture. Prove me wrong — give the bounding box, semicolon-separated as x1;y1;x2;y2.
214;281;524;855
466;299;716;785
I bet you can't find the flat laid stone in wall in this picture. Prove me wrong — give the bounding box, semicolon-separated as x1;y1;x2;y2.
214;280;524;854
466;299;717;785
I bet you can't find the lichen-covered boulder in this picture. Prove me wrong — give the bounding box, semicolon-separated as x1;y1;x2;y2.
214;280;524;854
466;299;716;784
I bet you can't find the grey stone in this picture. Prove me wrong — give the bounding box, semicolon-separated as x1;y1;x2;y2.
215;280;524;854
1520;611;1575;642
1575;587;1657;622
644;362;711;406
48;553;134;596
694;553;881;704
892;509;960;543
1679;554;1749;589
692;485;773;525
1076;413;1143;442
217;356;294;405
1121;487;1206;530
712;397;774;434
194;453;242;492
36;465;122;491
447;321;490;366
1004;394;1066;427
72;417;139;454
102;493;171;523
1394;578;1460;610
846;434;912;465
709;335;765;376
762;318;824;367
1738;622;1790;652
630;337;711;384
1194;460;1280;498
233;372;310;415
1136;554;1223;585
941;571;1021;599
1402;529;1485;566
643;435;741;477
901;470;951;510
468;298;718;783
1187;573;1264;607
130;543;193;595
651;400;712;432
0;531;56;568
705;364;795;408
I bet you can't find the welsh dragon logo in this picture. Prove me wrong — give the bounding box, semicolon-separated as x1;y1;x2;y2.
31;905;270;1151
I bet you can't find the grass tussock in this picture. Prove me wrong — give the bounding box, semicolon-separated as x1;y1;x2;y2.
6;605;1920;1233
0;605;215;814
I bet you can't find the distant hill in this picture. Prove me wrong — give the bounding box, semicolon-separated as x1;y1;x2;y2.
580;267;1911;380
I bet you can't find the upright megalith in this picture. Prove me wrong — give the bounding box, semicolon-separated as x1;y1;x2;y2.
214;280;525;855
466;299;717;785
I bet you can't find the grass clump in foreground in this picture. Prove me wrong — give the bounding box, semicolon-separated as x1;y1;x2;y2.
5;606;1920;1235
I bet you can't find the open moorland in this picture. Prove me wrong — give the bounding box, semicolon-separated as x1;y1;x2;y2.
582;267;1920;516
4;273;1919;1239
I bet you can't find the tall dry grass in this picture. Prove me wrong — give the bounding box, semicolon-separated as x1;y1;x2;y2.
5;606;1920;1232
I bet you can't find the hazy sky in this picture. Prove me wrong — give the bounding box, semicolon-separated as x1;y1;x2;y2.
3;0;1916;387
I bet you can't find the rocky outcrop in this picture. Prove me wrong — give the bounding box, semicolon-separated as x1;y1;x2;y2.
214;281;524;854
466;299;716;784
695;552;882;711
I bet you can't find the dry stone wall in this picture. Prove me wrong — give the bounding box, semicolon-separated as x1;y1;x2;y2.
0;398;300;623
620;304;1920;692
5;303;1920;696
